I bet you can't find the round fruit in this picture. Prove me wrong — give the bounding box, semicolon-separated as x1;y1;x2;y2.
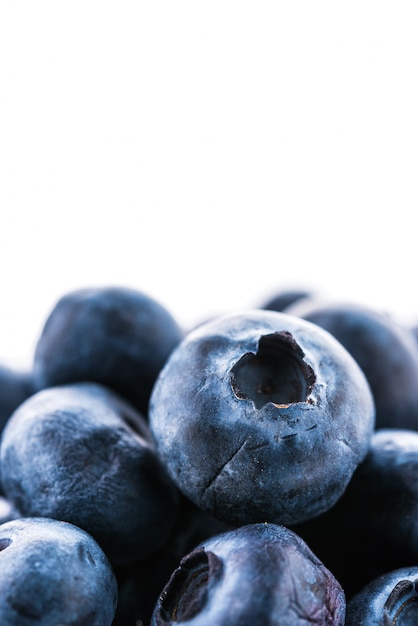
149;310;375;526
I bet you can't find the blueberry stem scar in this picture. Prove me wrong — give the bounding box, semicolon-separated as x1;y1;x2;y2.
230;331;316;409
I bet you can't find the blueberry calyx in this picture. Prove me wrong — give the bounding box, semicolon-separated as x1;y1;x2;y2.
383;578;418;625
156;548;222;624
230;331;316;409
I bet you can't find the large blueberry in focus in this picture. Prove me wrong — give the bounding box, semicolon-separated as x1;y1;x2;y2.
32;286;184;416
346;567;418;625
149;310;375;526
292;429;418;599
150;522;346;625
0;517;117;625
0;382;180;565
286;299;418;430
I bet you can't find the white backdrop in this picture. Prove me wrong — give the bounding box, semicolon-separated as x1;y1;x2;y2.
1;2;418;368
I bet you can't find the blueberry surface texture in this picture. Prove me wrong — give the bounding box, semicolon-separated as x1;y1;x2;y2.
0;516;117;625
150;522;346;625
149;310;375;526
0;382;180;566
286;299;418;430
345;566;418;625
32;286;184;416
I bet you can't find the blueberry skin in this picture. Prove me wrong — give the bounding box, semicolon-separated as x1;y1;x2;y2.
32;286;184;416
345;567;418;625
286;300;418;430
0;363;34;433
292;429;418;599
0;382;180;566
0;516;117;625
151;522;346;625
149;310;375;527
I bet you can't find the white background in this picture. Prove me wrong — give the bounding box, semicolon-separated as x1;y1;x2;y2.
1;2;417;369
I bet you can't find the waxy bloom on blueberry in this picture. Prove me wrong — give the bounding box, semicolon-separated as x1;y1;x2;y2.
151;523;346;625
149;310;375;526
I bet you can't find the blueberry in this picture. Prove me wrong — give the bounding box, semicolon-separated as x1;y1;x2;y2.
149;310;375;526
32;286;185;416
0;382;180;566
259;288;313;312
286;299;418;430
150;522;346;625
0;516;117;625
0;365;34;495
345;567;418;625
292;428;418;599
0;363;34;433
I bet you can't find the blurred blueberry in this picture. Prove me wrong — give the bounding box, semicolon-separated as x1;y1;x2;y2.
0;363;34;433
0;516;117;625
410;322;418;344
286;299;418;430
32;286;185;416
292;428;418;599
259;287;313;312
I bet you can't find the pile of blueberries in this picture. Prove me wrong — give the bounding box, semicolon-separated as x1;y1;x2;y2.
2;285;418;624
